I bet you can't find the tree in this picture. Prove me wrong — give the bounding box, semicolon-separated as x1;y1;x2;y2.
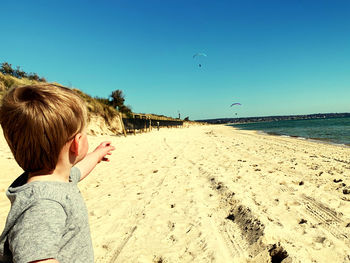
109;89;132;114
109;89;125;109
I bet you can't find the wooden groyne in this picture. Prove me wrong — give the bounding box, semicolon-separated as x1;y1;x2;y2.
121;113;183;135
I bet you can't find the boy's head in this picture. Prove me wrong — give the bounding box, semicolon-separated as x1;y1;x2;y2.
0;83;87;173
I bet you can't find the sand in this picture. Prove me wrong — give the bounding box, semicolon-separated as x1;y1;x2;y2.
1;125;350;262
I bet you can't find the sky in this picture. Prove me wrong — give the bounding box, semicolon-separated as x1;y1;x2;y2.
1;0;350;120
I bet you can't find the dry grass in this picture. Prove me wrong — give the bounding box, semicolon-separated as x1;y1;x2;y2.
0;72;39;90
0;72;41;100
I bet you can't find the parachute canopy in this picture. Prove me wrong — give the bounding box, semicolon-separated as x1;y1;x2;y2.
230;103;241;107
193;53;207;58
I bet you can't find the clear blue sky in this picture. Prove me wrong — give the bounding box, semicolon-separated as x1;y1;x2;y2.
1;0;349;120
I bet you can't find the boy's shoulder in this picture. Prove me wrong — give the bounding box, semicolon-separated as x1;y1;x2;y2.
0;168;93;263
7;167;81;208
0;167;85;254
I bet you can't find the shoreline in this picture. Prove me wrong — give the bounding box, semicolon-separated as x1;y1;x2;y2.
227;123;350;148
1;125;350;262
258;129;350;148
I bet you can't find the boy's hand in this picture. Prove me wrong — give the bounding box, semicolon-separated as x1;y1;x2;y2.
94;141;115;163
75;141;115;181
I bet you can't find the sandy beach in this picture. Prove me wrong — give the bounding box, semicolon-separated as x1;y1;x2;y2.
1;125;350;262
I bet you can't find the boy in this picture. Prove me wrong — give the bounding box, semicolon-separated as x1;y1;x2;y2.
0;84;115;263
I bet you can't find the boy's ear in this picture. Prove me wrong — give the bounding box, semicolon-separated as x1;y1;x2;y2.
70;133;82;156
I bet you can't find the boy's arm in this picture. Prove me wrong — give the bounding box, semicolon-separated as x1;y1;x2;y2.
30;259;60;263
75;141;115;181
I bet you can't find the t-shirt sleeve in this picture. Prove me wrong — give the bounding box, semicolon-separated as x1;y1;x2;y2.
8;200;66;263
69;167;81;183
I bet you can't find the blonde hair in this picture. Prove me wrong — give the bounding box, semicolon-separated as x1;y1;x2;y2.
0;83;87;173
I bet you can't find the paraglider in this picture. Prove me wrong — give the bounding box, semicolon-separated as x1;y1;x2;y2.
231;103;241;116
193;53;207;67
230;103;241;116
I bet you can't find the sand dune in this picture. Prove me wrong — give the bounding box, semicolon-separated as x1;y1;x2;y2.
1;125;350;262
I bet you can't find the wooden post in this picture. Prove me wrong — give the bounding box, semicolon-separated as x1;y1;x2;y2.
139;116;141;133
119;112;127;137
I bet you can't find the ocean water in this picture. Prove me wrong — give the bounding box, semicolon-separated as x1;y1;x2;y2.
229;117;350;146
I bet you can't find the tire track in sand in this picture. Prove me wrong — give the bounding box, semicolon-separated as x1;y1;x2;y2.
299;194;350;241
206;128;350;247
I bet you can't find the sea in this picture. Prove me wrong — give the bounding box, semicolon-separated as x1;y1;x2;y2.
229;117;350;146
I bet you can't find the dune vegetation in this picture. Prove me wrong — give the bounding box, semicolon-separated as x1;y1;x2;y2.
0;62;186;132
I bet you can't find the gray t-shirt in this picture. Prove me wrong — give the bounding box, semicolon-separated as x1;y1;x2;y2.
0;167;94;263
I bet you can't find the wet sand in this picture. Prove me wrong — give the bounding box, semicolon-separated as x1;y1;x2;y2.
1;125;350;262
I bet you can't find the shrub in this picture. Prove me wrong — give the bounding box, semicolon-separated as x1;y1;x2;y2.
73;89;119;125
14;66;27;79
0;62;14;75
1;62;46;82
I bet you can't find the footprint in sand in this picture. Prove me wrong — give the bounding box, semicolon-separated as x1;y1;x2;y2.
169;234;177;243
152;255;166;263
299;219;307;224
168;221;175;231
